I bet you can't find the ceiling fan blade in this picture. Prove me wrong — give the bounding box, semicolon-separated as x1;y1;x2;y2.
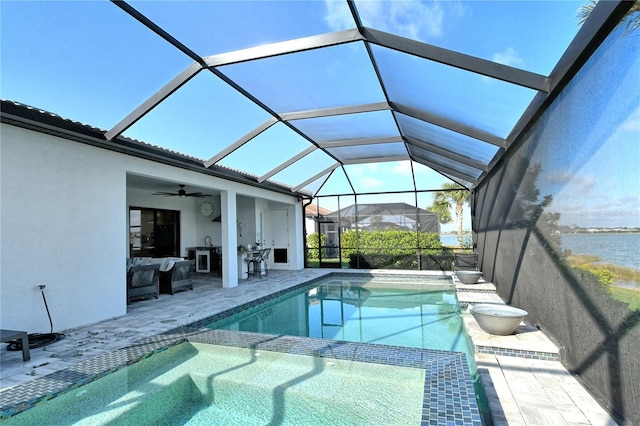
152;185;211;197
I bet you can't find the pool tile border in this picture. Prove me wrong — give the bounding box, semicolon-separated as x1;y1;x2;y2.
475;345;560;361
456;288;498;294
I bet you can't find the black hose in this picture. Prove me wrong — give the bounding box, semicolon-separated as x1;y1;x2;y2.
41;286;54;334
6;286;65;351
6;333;64;351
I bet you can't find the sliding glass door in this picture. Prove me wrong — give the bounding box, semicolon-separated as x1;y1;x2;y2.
129;207;180;257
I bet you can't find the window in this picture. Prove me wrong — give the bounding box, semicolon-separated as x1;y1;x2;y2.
129;208;180;257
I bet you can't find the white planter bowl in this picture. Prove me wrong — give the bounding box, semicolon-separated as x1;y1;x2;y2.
470;304;528;335
455;270;483;284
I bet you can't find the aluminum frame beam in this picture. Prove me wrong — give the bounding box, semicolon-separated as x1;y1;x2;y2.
392;103;506;148
292;164;341;193
363;28;550;93
108;0;622;192
405;136;489;172
203;118;278;168
111;1;207;66
204;29;363;67
281;102;390;121
258;145;317;183
105;63;203;140
342;155;409;165
414;156;479;184
507;0;630;145
319;136;402;148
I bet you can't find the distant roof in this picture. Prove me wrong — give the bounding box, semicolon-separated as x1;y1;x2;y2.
327;202;435;218
305;204;333;217
327;202;439;233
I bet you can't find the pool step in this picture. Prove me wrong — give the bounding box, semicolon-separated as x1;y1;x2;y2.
186;373;424;425
111;374;208;425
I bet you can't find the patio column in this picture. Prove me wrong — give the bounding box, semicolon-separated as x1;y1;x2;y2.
221;189;238;288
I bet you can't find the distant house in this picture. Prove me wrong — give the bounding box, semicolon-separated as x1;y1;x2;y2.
325;202;440;233
304;204;333;235
305;203;339;258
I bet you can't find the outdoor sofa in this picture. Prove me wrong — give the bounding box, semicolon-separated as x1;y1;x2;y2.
159;259;195;295
126;263;160;304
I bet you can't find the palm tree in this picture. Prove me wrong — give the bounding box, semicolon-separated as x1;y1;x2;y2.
429;183;470;247
577;0;640;32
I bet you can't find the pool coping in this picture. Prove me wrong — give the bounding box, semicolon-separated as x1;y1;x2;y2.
0;272;482;425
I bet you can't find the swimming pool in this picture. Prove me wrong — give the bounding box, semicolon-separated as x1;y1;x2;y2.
202;273;489;422
0;273;484;424
206;275;474;364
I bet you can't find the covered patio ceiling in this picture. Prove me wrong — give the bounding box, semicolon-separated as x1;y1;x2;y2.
1;0;633;197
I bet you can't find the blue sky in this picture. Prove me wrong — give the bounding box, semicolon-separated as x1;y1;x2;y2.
535;20;640;229
2;1;636;230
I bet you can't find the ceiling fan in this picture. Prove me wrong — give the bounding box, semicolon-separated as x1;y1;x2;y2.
152;184;211;198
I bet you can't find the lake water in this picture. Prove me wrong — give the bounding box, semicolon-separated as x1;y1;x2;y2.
440;234;462;247
441;233;639;271
560;233;640;271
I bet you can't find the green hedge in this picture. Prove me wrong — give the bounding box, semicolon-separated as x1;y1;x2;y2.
340;230;443;257
341;230;453;270
306;233;326;260
306;230;456;270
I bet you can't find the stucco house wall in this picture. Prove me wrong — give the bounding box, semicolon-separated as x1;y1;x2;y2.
1;124;128;332
0;121;303;333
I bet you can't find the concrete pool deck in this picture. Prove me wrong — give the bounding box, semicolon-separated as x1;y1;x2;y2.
0;269;618;425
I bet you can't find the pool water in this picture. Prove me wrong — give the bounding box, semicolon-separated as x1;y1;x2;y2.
208;276;473;361
4;342;426;425
206;275;491;423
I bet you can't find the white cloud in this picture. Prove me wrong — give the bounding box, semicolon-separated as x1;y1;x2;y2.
323;0;354;31
388;1;445;39
492;47;525;68
392;161;413;176
324;0;450;41
557;194;640;228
